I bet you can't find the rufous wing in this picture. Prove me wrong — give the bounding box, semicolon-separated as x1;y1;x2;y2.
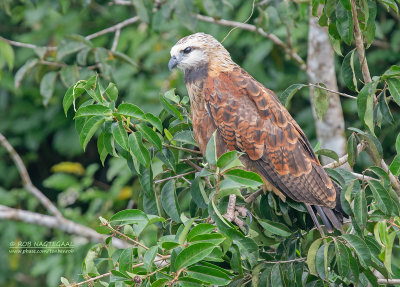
204;66;336;208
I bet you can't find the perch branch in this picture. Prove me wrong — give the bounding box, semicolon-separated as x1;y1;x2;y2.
0;132;62;218
377;279;400;285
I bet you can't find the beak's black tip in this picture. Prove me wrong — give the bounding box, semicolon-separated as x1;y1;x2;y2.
168;57;178;71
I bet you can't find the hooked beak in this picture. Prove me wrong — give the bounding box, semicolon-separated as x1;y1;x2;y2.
168;56;178;71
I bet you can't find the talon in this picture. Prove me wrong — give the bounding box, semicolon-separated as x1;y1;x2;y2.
246;210;253;224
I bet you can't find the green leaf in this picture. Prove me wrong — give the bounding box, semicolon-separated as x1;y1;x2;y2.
161;180;181;223
187;265;230;285
75;104;112;118
0;39;14;70
316;149;339;162
341;50;359;91
110;209;149;236
342;234;371;268
354;189;367;230
217;151;244;172
357;81;378;134
205;131;217;166
378;92;394;124
79;116;105;151
151;279;169;287
259;219;292;237
173;130;197;146
60;65;79;87
143;246;158;270
383;231;397;274
164;88;180;103
174;243;215;270
40;71;58;106
307;238;322;275
136;123;162;151
97;132;107;166
396;133;400;154
15;58;38;88
187;223;215;241
145;113;163;133
313;86;330;120
379;0;399;13
382;65;400;79
369;180;393;215
279;84;305;107
132;0;149;22
179;217;197;244
270;264;282;286
128;132;150;167
105;82;118;102
63;85;74;116
188;233;226;245
336;1;353;45
190;177;208;209
387;78;400;106
117;103;145;120
112;121;129;150
339;0;351;10
57;39;87;61
347;133;358;168
389;154;400;176
110;51;137;67
160;95;183;121
335;241;350;278
224;169;263;188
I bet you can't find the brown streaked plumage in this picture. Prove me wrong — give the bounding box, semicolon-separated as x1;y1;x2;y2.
169;32;342;230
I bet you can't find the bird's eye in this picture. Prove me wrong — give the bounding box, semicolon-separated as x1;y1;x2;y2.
183;47;192;54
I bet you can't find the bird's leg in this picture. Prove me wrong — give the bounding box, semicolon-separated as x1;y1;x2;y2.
223;194;252;233
305;204;325;237
224;194;237;222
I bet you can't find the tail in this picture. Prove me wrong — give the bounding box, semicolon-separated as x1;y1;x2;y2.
308;182;344;233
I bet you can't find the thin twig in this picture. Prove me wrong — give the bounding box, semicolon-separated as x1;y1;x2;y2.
307;83;357;100
323;142;365;169
163;143;202;154
154;170;196;184
245;188;263;203
111;29;121;51
195;14;307;71
264;257;306;264
85;16;140;40
69;271;112;287
0;133;62;218
0;36;56;51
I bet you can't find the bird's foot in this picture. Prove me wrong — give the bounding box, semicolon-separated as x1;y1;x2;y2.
223;194;252;234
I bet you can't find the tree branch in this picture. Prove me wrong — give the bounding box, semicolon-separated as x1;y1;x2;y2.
0;132;62;218
195;14;307;71
377;278;400;285
351;0;371;83
323;142;365;169
0;205;130;249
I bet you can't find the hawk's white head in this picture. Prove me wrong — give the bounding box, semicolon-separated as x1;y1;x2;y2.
168;32;231;73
